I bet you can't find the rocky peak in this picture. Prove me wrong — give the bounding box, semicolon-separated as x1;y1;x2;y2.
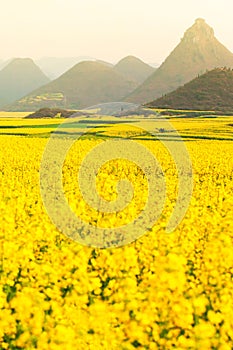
182;18;214;43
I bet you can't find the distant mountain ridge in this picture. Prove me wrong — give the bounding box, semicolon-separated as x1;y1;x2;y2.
7;60;138;111
35;56;153;81
0;58;50;108
147;67;233;111
126;18;233;104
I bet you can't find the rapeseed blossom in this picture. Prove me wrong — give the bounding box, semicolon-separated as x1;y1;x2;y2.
0;117;233;349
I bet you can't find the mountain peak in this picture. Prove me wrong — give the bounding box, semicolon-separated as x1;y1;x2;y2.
114;56;154;84
8;57;35;66
0;58;50;108
126;18;233;104
195;18;206;24
183;18;214;42
118;56;142;62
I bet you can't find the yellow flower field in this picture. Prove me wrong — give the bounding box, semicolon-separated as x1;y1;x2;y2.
1;116;233;349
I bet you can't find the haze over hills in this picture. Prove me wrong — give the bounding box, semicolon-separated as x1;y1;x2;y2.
0;59;15;71
147;67;233;111
126;18;233;104
113;56;155;84
0;58;50;107
149;62;160;68
4;18;233;112
8;60;138;111
36;56;152;81
35;56;96;79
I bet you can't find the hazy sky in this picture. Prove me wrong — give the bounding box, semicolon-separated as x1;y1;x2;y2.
1;0;233;64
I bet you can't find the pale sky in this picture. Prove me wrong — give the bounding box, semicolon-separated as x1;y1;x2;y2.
1;0;233;64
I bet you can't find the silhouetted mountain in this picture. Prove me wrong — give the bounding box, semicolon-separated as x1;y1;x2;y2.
147;68;233;112
126;18;233;104
0;58;50;108
114;56;154;83
8;61;137;111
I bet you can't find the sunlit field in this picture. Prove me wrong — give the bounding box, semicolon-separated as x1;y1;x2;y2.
1;115;233;349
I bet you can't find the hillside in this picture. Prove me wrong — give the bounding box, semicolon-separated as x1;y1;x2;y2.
147;68;233;111
7;61;137;111
0;58;50;107
126;18;233;104
25;108;79;118
114;56;154;84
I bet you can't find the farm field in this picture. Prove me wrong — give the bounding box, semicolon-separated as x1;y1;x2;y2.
0;115;233;349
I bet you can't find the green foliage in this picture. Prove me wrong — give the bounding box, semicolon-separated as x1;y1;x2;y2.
147;68;233;113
